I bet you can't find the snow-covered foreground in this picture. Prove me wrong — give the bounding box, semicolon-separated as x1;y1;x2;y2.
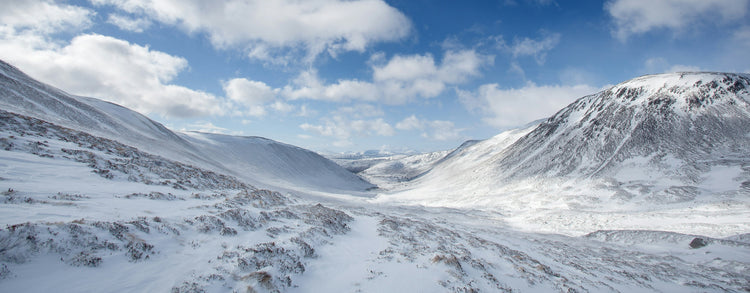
1;109;749;292
1;61;749;291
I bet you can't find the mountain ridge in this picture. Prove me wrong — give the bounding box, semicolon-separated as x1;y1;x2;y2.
379;72;750;221
492;71;750;181
0;59;373;192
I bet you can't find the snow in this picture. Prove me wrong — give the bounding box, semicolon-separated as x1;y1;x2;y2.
0;60;372;195
700;165;743;192
180;131;374;193
1;61;749;291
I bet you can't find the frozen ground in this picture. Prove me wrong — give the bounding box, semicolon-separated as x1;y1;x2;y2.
1;62;749;291
1;108;749;292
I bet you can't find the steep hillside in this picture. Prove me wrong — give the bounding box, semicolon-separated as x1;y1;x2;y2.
181;132;373;192
405;72;750;194
382;73;750;236
495;72;750;182
0;60;198;161
411;122;539;189
0;60;372;192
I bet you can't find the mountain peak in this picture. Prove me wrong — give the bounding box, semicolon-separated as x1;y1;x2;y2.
491;71;750;180
602;72;750;112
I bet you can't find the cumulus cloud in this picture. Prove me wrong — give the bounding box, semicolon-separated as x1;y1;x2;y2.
0;33;226;118
107;14;152;33
0;0;93;34
91;0;412;62
642;57;701;74
270;101;295;114
606;0;750;40
336;104;385;118
395;115;422;131
395;115;463;141
509;33;561;65
459;82;600;128
284;49;492;104
0;0;231;119
300;115;394;147
223;78;279;116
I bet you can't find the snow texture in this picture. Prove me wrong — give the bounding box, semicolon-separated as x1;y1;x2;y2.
1;60;749;292
0;60;372;193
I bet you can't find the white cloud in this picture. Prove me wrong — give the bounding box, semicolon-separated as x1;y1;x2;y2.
0;0;228;119
643;57;701;74
668;64;702;73
490;32;561;64
284;49;492;104
373;54;438;81
337;104;384;118
1;32;226;118
438;50;492;83
300;116;394;147
270;101;295;114
323;80;381;102
92;0;412;62
395;115;463;141
459;82;600;128
107;14;152;33
395;115;422;130
507;33;561;65
297;105;318;117
223;78;279;116
606;0;750;40
0;0;93;34
224;78;276;105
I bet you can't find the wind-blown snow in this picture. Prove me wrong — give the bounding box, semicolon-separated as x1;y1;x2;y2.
180;131;373;192
1;61;749;292
375;72;750;237
0;60;372;194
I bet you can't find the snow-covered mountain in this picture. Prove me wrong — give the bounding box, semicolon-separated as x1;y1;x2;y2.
353;150;451;189
494;72;750;182
0;60;372;192
406;122;539;189
400;72;750;194
181;132;372;192
1;60;749;292
379;72;750;236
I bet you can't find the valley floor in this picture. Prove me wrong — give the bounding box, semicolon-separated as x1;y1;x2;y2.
1;147;749;292
0;110;748;292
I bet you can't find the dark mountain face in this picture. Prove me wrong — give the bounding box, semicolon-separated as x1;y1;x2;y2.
492;72;750;181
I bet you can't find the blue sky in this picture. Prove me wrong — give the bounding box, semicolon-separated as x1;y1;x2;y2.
2;0;749;153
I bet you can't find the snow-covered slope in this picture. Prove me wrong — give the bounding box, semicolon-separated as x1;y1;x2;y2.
409;122;539;189
0;60;198;162
2;61;749;292
382;73;750;236
494;72;750;181
401;72;750;195
347;120;540;191
0;59;372;192
181;132;373;192
355;150;450;189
